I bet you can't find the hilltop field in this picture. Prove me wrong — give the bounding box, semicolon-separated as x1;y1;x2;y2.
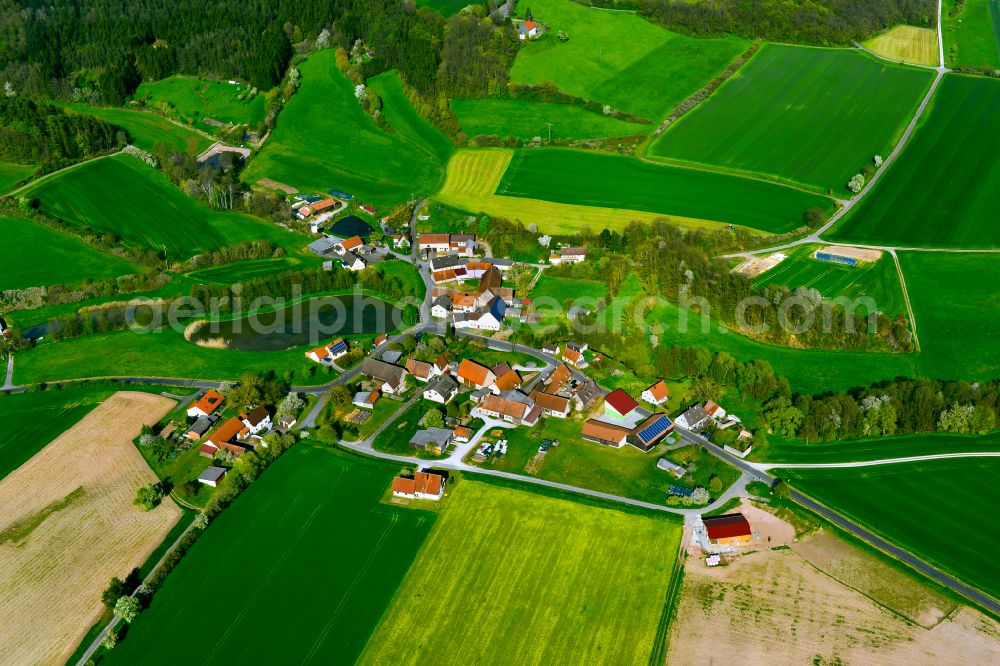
242;50;450;208
649;45;933;193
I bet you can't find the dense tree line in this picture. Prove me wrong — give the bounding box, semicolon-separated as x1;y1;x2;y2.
0;98;124;164
581;0;936;45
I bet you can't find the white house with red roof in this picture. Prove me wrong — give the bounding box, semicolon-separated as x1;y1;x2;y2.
642;380;670;406
603;389;639;421
392;470;445;501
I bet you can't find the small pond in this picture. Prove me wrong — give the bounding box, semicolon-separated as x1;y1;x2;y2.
186;295;403;352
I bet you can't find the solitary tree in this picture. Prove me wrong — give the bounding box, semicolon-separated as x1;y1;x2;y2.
114;596;140;623
102;577;125;610
102;629;118;650
133;482;164;511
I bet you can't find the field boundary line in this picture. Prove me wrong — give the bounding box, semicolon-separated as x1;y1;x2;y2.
648;527;688;665
639;154;833;198
891;249;921;352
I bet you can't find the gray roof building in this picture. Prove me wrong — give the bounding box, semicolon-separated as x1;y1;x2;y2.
409;427;454;450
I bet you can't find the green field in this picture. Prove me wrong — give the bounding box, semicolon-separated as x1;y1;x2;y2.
0;216;137;290
831;75;1000;247
102;445;434;665
761;431;1000;463
510;0;749;121
900;251;1000;380
497;148;835;234
0;388;115;481
781;458;1000;602
23;155;308;259
943;0;1000;70
754;245;906;317
184;257;304;284
360;480;682;664
243;50;446;208
64;104;212;154
13;328;337;387
368;70;454;165
0;161;35;192
649;45;934;193
531;275;607;305
452;98;650;141
134;75;266;128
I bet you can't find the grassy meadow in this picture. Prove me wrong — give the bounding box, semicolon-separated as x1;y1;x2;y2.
0;216;138;290
134;75;266;128
184;257;305;284
360;480;682;665
943;0;1000;70
0;161;35;192
243;50;446;207
649;45;934;193
368;70;454;165
23;154;309;259
754;245;906;317
102;446;435;665
863;25;939;67
497;148;835;234
510;0;748;120
64;104;212;154
831;75;1000;247
781;458;1000;603
452;98;650;140
761;431;1000;464
900;251;1000;380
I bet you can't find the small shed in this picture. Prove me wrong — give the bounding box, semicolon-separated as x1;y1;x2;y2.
198;466;227;487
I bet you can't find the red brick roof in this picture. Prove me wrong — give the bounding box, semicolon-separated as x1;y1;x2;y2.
341;235;363;250
703;514;752;540
458;359;493;386
645;380;670;402
604;389;638;416
189;390;224;415
392;471;443;496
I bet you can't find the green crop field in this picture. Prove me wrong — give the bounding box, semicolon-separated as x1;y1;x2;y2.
360;480;682;665
0;216;137;290
497;148;835;234
243;50;446;208
531;275;607;304
831;75;1000;247
649;45;933;193
102;445;434;665
510;0;749;121
0;388;115;481
452;98;650;141
0;161;35;192
368;70;454;165
134;75;266;128
64;104;212;154
23;155;308;259
184;257;305;284
900;251;1000;380
754;245;906;317
781;458;1000;602
761;431;1000;464
943;0;1000;70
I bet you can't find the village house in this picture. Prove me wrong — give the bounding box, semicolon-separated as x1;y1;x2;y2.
492;368;523;393
542;342;560;356
423;374;458;404
184;415;218;441
453;425;473;443
475;392;541;426
392;470;446;501
603;389;639;422
581;419;631;447
405;358;438;383
544;363;573;394
305;338;349;364
341;251;368;271
199;416;253;458
456;359;496;390
675;404;711;431
529;390;571;418
642;380;670;406
353;390;380;409
373;333;388;348
241;406;272;436
562;346;588;369
572;378;602;410
187;389;224;418
431;295;453;318
359;358;409;394
518;8;540;40
657;458;686;478
335;235;364;254
418;233;477;256
409;428;454;454
549;247;587;265
453;297;507;331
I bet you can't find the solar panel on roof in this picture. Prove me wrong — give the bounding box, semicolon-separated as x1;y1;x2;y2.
637;415;671;443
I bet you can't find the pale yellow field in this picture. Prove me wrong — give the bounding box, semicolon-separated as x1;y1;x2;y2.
864;25;939;67
0;392;180;665
434;149;732;234
667;513;1000;664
